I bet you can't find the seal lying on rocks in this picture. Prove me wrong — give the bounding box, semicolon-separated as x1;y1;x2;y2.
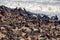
0;5;60;40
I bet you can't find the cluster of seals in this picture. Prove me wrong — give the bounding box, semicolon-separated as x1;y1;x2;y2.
0;5;60;40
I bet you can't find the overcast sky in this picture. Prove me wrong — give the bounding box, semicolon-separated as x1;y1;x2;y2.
0;0;60;12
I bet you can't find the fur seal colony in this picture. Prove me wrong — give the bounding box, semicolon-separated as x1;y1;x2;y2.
0;5;60;40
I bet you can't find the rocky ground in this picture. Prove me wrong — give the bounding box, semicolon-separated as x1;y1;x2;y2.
0;5;60;40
